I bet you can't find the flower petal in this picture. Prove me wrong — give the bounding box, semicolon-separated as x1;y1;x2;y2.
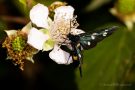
26;57;35;63
54;6;74;20
27;28;49;50
70;28;85;35
30;3;49;28
5;30;17;37
49;44;73;64
21;22;32;34
47;17;53;29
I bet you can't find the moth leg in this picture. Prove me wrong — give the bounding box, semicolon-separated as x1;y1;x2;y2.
75;45;83;77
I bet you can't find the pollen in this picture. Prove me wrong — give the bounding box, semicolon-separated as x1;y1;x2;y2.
88;42;91;45
50;16;79;43
2;31;37;70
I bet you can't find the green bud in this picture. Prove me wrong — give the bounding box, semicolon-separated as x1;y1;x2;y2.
117;0;135;14
12;36;26;52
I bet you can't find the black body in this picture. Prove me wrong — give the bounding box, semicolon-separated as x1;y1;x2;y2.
67;26;118;77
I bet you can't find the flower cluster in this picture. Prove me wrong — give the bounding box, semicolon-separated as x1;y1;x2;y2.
2;1;85;70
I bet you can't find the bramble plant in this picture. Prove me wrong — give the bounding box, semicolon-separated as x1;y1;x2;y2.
1;1;135;90
1;1;118;73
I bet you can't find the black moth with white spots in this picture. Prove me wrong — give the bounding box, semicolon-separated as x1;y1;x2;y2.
78;26;118;50
67;26;118;77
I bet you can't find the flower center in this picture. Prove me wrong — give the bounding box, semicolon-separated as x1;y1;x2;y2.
50;16;79;43
12;36;26;52
2;31;37;70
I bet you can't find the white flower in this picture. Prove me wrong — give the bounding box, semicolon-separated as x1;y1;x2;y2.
28;3;54;51
28;3;85;65
30;3;50;29
54;5;74;20
2;23;38;70
49;44;73;64
50;5;79;43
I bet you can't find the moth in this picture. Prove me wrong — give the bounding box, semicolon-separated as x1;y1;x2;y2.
65;26;118;77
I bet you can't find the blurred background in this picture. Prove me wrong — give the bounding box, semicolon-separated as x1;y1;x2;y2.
0;0;135;90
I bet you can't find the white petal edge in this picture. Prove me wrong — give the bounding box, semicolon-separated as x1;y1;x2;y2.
70;28;85;35
5;30;17;37
26;57;34;63
54;5;74;20
21;22;32;34
30;3;49;28
49;44;73;64
27;27;49;50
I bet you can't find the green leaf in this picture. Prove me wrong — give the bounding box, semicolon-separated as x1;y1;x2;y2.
75;25;135;90
117;0;135;14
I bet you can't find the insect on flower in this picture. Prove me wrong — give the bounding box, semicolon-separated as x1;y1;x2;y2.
28;2;118;77
62;26;118;77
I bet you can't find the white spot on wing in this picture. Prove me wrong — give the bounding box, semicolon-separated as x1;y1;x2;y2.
91;35;95;40
103;31;107;36
105;29;108;32
93;33;98;35
88;41;91;45
78;54;81;58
